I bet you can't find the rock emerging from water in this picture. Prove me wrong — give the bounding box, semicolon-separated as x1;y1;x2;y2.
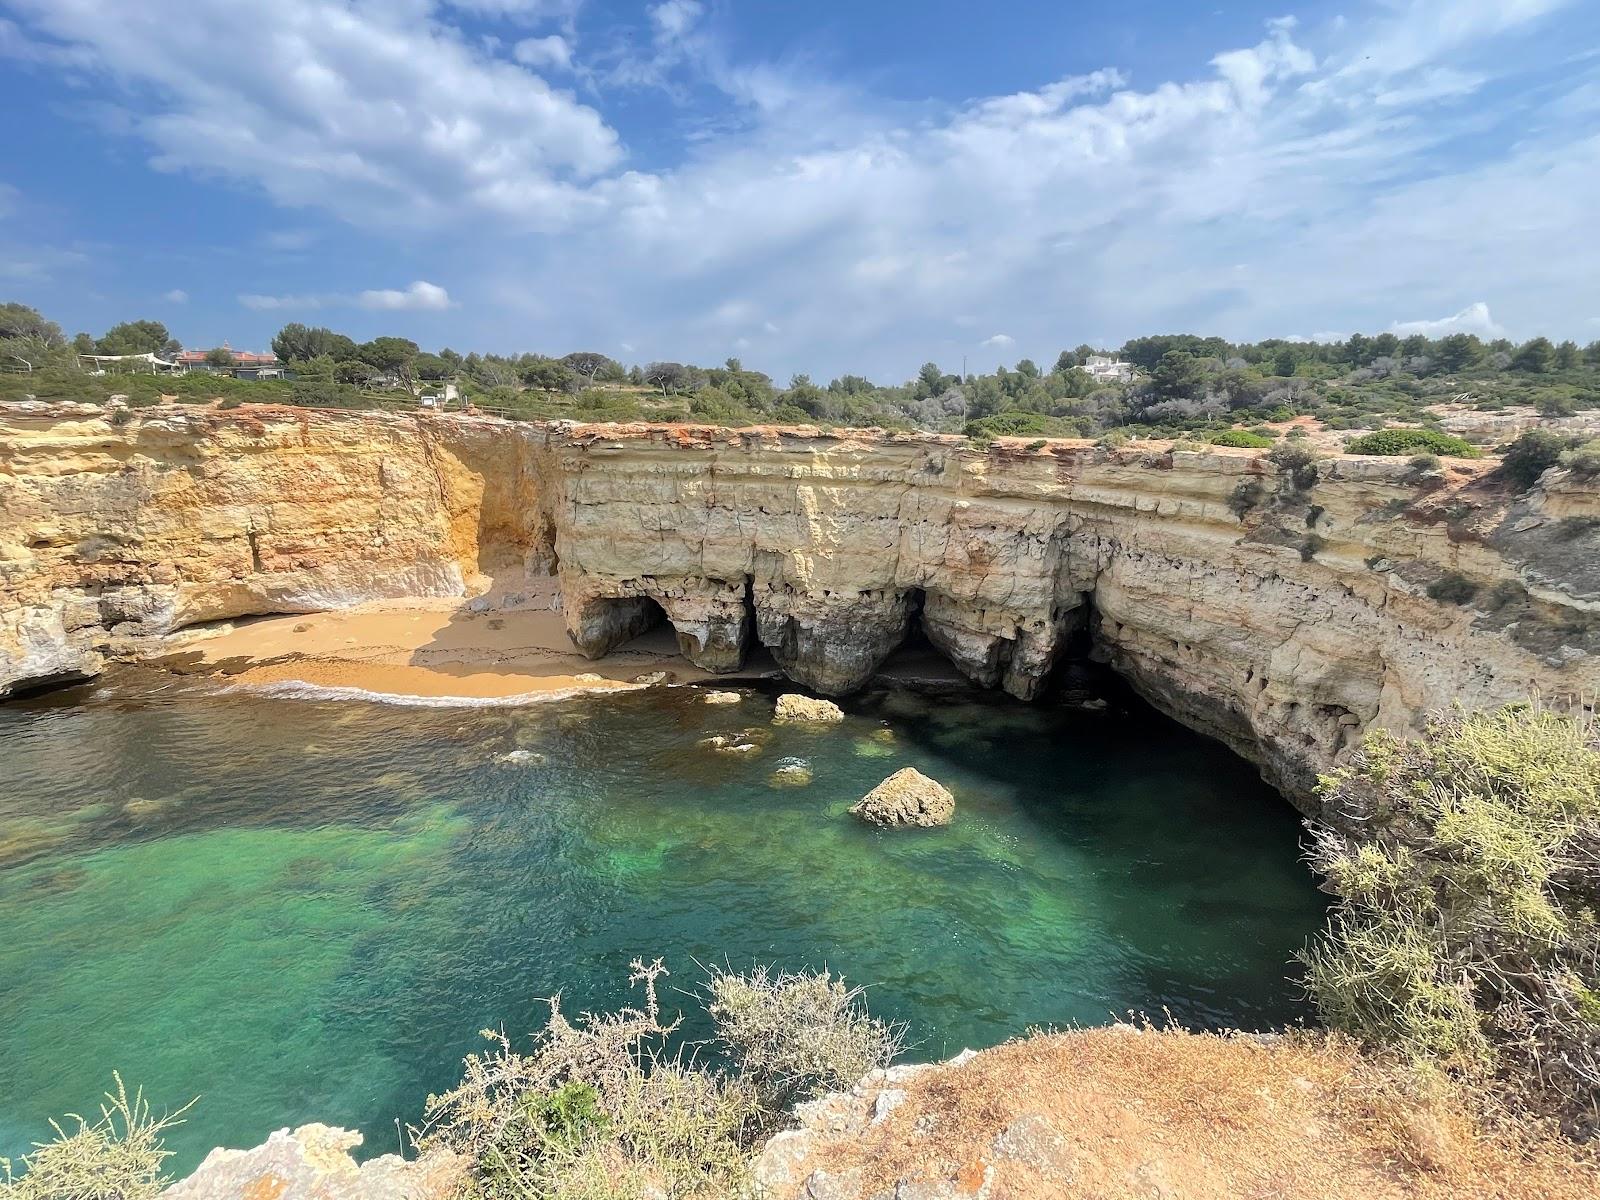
699;729;768;755
773;694;845;724
702;689;744;705
850;768;955;828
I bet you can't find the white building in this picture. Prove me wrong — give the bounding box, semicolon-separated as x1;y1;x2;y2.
418;381;460;408
1079;354;1136;384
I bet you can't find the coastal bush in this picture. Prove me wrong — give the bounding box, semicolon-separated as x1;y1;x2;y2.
1228;479;1267;520
1209;428;1274;448
416;958;897;1199
1405;454;1442;483
963;410;1059;440
1269;440;1321;490
707;965;903;1111
1345;428;1477;458
416;958;759;1199
1559;439;1600;479
1426;573;1479;605
1500;430;1582;490
1303;705;1600;1132
0;1074;192;1200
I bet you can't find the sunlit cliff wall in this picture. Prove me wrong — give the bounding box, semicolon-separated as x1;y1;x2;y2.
3;404;1596;808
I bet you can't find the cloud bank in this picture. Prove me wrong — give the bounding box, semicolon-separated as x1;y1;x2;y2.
3;0;1596;376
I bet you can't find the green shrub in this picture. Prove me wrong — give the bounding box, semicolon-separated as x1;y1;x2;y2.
963;411;1057;439
1;1074;192;1200
1426;573;1479;605
1209;429;1274;448
1302;706;1600;1127
1500;429;1581;490
1228;479;1266;520
1345;428;1478;457
417;958;898;1199
1269;440;1321;490
416;959;760;1200
1559;439;1600;479
707;965;903;1111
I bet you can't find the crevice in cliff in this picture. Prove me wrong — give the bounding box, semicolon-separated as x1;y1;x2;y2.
569;594;667;659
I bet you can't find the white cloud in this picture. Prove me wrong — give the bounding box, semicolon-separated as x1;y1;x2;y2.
4;0;1595;376
1390;302;1504;338
446;0;579;19
0;182;17;216
162;288;188;303
513;34;571;71
981;333;1015;348
357;281;453;311
238;292;324;312
239;281;451;312
2;0;621;231
650;0;703;41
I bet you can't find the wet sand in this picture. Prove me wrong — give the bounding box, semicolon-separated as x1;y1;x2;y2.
160;598;773;701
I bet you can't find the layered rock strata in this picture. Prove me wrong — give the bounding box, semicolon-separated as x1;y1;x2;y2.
4;404;1597;809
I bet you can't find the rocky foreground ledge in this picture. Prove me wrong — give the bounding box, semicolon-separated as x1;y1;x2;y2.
4;405;1597;813
163;1027;1599;1199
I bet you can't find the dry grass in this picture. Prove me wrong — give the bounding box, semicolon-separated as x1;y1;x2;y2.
0;1073;193;1200
777;1026;1600;1200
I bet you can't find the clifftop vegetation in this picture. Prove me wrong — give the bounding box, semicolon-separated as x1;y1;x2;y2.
5;302;1599;450
1306;705;1600;1137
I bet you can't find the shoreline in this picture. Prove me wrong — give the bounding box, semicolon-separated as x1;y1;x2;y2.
149;595;779;703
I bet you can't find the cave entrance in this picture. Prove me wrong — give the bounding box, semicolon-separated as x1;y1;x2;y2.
603;595;671;656
875;587;973;688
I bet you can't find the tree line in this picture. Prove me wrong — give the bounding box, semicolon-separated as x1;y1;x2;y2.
4;300;1598;437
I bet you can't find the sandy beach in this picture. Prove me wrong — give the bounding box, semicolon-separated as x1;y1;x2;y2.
155;596;775;701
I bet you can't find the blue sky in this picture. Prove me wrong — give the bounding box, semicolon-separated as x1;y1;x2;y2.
2;0;1597;379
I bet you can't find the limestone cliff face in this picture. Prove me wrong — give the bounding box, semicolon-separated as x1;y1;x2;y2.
0;405;551;695
3;404;1596;809
548;425;1598;802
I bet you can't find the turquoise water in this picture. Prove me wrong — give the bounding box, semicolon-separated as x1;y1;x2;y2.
0;671;1325;1174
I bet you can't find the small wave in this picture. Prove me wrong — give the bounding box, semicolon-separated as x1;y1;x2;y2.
223;680;645;708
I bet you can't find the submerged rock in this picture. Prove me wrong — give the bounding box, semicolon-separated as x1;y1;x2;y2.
769;759;815;788
699;729;769;756
852;738;893;758
702;689;744;705
496;749;547;766
850;768;955;828
773;694;845;724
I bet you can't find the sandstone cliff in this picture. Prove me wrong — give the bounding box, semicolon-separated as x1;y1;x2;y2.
3;403;1596;809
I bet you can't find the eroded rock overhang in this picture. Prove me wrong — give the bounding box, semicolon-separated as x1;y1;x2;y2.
3;406;1597;812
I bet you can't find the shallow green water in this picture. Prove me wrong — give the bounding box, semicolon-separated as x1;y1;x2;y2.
0;671;1325;1174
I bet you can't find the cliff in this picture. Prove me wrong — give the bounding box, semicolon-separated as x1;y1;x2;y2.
158;1030;1599;1199
3;403;1596;808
